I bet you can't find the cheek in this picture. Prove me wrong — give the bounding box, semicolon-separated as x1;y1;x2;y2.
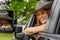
44;14;48;19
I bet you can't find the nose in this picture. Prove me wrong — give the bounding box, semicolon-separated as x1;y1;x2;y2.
40;15;44;19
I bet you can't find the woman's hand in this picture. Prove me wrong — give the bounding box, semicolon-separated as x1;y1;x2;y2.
24;27;35;35
24;24;45;35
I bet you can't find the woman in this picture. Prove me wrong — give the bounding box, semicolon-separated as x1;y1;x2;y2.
24;0;52;40
24;8;50;40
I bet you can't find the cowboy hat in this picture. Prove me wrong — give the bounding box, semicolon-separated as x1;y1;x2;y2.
30;1;53;14
0;11;12;20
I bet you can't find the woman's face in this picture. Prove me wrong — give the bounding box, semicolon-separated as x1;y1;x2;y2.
36;9;49;24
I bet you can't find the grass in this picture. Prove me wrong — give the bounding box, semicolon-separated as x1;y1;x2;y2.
0;33;13;40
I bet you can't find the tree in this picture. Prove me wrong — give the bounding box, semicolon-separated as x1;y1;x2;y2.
8;0;39;25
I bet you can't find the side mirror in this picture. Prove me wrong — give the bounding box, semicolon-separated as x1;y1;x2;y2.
0;10;15;33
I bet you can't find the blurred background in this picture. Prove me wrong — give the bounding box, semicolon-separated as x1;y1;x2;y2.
0;0;39;40
8;0;39;25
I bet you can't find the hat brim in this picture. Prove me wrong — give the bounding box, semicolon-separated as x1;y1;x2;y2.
36;1;52;10
30;1;53;14
0;16;13;20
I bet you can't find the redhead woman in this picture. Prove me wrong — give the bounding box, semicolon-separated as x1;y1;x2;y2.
24;8;50;34
24;1;51;40
24;8;50;40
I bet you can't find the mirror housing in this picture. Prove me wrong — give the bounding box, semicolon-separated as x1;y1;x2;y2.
0;10;15;33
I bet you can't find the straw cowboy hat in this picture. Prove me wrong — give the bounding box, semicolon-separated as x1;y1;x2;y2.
0;11;12;20
30;0;53;14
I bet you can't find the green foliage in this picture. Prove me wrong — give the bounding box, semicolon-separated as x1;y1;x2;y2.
8;0;38;25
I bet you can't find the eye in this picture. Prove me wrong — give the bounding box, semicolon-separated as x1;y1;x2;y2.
37;13;41;15
41;11;45;15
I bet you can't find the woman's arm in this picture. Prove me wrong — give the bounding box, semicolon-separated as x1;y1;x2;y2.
24;24;46;35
